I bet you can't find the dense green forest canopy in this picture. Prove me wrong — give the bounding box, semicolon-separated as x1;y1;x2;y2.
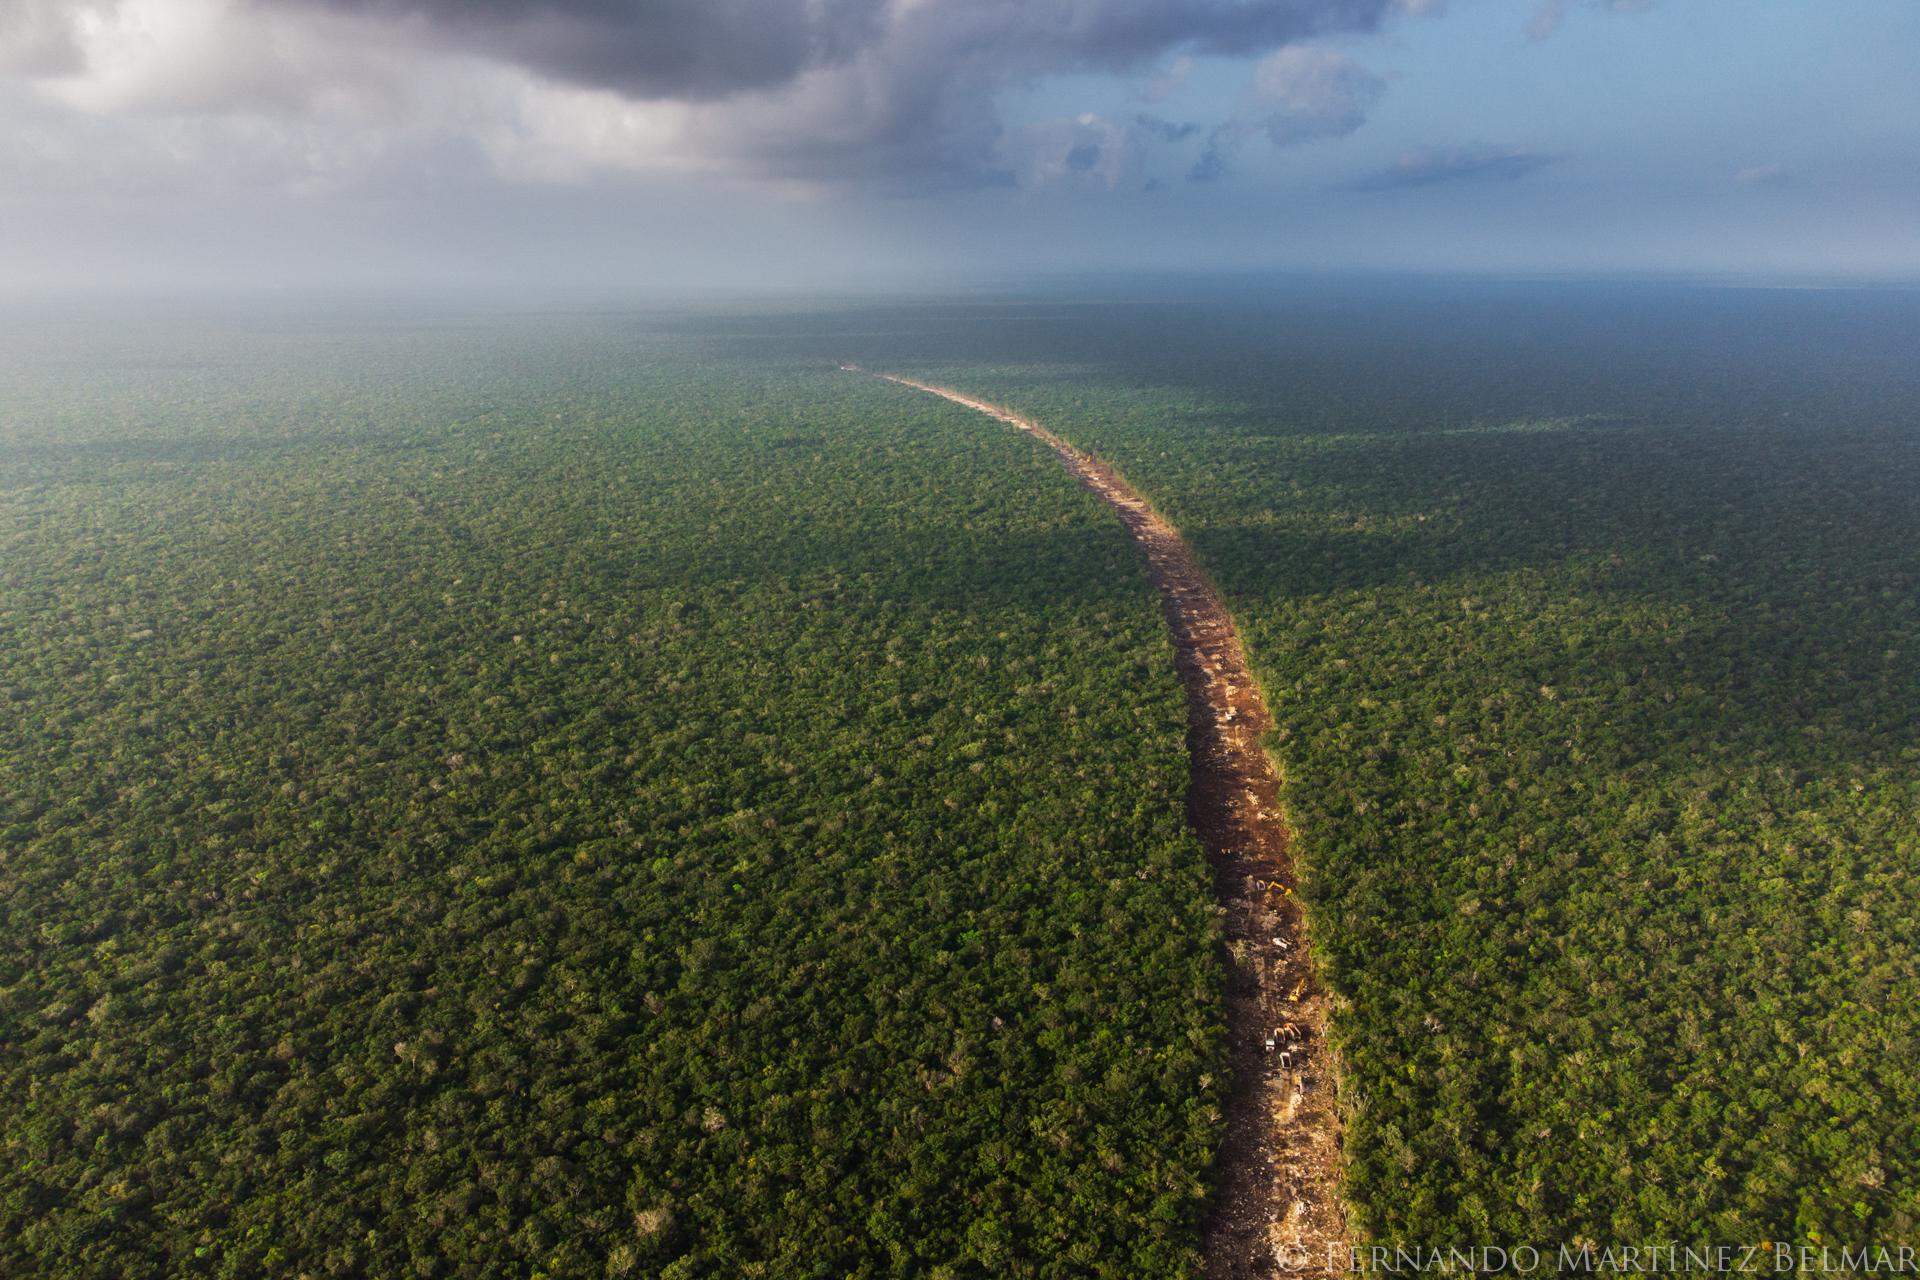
0;309;1225;1278
778;279;1920;1247
7;281;1917;1273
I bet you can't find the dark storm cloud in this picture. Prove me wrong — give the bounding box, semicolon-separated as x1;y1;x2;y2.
269;0;1397;99
4;0;1403;196
1344;145;1557;190
280;0;892;100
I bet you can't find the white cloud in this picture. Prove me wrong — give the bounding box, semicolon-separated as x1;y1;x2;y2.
1001;113;1149;191
1142;55;1195;103
0;0;107;76
1733;162;1792;188
1191;46;1385;179
1247;46;1385;147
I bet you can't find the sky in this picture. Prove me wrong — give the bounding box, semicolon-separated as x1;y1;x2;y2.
1;0;1917;294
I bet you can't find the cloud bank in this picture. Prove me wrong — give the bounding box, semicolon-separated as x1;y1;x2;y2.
1345;145;1557;190
1;0;1404;196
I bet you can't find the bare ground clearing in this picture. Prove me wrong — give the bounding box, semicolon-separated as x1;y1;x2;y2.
850;366;1346;1279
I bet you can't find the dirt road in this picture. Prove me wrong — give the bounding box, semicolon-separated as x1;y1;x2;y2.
852;366;1346;1279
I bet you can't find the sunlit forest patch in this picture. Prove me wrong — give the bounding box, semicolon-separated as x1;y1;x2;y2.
806;281;1920;1245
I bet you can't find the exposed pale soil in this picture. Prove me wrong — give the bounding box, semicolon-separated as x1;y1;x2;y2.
851;366;1346;1279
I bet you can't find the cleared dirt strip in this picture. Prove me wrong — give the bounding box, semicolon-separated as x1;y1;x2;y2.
849;365;1346;1279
